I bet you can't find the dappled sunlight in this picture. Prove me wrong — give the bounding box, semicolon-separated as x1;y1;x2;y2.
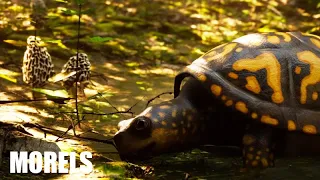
0;104;55;123
130;66;177;77
0;68;20;83
103;62;121;72
3;39;26;47
88;81;112;92
107;75;127;82
0;105;41;123
26;128;60;142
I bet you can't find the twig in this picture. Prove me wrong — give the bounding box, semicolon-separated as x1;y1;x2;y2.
23;122;115;146
96;92;126;118
55;114;86;142
0;122;33;136
0;98;73;104
75;2;82;128
23;122;115;145
145;92;173;108
23;122;62;138
75;135;114;145
65;114;77;137
48;110;134;116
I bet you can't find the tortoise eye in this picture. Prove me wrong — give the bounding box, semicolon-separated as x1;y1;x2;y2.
135;117;150;131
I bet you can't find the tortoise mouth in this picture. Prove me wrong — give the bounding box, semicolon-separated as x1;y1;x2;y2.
117;142;157;162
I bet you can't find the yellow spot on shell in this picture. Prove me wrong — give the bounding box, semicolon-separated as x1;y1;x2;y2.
243;135;256;145
251;113;258;119
261;158;269;167
158;112;165;118
154;119;159;123
235;101;248;114
295;66;301;74
204;43;237;62
312;92;318;101
297;51;320;104
251;160;258;167
302;125;317;134
225;100;233;106
198;74;207;82
261;115;279;126
236;47;243;52
310;38;320;48
267;36;280;44
161;121;167;126
256;156;260;160
172;122;177;128
221;95;227;101
275;32;291;42
247;153;253;160
288;120;296;131
233;53;283;104
172;109;177;118
228;72;239;79
211;84;222;96
245;76;261;94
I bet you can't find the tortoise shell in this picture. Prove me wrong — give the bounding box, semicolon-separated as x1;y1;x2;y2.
174;32;320;135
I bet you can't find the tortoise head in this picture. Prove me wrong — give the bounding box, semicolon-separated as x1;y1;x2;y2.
114;97;207;160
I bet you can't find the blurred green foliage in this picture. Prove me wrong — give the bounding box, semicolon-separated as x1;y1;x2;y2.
0;0;319;65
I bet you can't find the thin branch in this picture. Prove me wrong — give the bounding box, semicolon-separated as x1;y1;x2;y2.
145;92;173;108
74;135;114;145
23;122;62;138
55;114;86;142
0;98;73;104
75;3;82;128
49;110;134;116
23;122;115;146
96;92;126;118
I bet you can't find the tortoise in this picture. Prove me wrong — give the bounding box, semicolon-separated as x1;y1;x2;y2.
114;32;320;168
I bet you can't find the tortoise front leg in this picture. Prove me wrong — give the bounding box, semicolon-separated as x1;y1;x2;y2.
242;122;275;168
